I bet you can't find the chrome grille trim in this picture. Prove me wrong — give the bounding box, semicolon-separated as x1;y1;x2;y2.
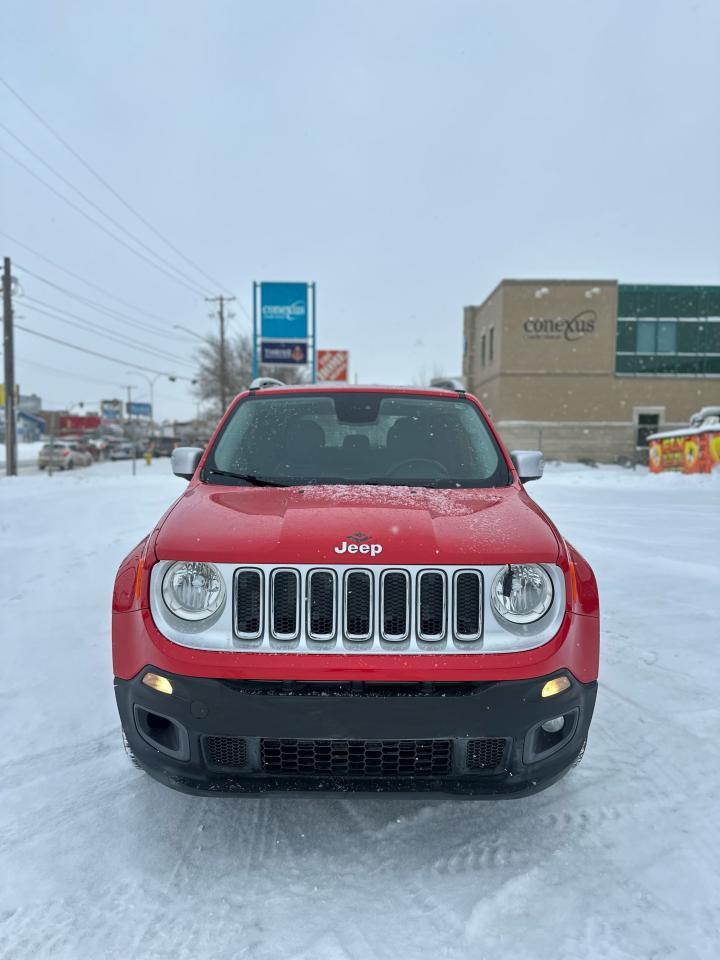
270;568;301;640
306;568;337;641
343;569;374;641
233;568;264;640
379;569;410;641
149;561;566;655
453;570;483;641
416;570;447;641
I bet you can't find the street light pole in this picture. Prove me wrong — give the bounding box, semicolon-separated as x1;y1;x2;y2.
123;384;136;477
3;257;17;477
126;371;161;428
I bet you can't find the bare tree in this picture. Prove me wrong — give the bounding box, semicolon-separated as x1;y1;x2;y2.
193;331;307;417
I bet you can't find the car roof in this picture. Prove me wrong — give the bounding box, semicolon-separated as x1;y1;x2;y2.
240;384;464;399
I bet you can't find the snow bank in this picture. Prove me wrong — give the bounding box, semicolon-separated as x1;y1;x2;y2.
0;440;46;467
1;459;719;959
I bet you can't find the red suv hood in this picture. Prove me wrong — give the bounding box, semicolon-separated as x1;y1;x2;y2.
155;483;561;566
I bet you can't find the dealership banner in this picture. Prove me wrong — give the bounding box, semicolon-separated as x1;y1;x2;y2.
317;349;349;381
261;341;308;366
260;283;308;339
254;281;316;380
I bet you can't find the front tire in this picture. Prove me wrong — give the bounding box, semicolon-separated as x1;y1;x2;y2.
572;738;587;769
122;729;145;772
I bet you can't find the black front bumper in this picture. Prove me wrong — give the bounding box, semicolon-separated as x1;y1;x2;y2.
115;669;597;798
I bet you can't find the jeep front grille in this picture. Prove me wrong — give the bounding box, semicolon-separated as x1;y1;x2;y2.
229;564;484;651
152;560;566;655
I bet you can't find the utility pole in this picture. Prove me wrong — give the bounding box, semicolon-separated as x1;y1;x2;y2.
206;295;235;412
3;257;17;477
125;384;136;476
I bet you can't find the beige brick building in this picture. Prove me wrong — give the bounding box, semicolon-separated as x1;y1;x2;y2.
463;280;720;462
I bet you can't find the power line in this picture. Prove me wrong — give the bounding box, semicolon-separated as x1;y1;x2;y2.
16;263;201;342
14;323;186;375
16;355;127;389
0;75;234;296
23;299;196;368
0;231;182;328
0;142;208;297
0;120;215;297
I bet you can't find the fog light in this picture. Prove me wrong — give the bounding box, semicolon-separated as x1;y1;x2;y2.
142;672;173;695
541;676;571;698
541;716;565;734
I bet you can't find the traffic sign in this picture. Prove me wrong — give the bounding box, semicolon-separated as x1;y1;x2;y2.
101;399;123;421
127;401;152;417
317;350;349;381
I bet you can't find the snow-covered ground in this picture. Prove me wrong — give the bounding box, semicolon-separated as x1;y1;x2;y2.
0;440;46;468
1;460;719;960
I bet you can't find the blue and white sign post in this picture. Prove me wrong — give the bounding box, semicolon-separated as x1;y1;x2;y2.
253;282;316;381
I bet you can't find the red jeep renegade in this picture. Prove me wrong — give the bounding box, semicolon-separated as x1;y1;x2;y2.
112;383;599;797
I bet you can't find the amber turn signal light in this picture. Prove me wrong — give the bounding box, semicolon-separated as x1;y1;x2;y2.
541;676;571;698
142;672;173;695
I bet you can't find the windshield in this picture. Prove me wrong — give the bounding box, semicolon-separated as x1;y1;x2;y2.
205;392;509;488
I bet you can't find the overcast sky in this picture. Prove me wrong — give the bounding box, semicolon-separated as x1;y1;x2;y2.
3;0;719;421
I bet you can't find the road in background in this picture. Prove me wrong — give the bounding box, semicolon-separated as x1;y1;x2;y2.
1;461;719;960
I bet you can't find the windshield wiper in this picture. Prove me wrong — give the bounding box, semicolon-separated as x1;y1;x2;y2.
205;469;291;487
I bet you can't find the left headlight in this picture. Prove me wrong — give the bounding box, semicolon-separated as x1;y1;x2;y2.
161;561;226;621
491;564;553;624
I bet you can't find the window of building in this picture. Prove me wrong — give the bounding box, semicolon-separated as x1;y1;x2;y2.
634;408;664;449
480;333;486;366
616;317;720;375
488;326;494;363
657;320;677;353
636;320;656;353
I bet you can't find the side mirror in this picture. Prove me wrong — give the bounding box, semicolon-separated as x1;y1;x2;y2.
171;446;203;480
510;450;544;483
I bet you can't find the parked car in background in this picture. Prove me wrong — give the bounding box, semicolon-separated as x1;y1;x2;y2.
86;438;110;460
109;442;137;461
38;442;93;471
62;436;99;461
149;437;179;458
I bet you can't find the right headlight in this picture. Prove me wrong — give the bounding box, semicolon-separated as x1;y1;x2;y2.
161;561;226;621
491;564;553;624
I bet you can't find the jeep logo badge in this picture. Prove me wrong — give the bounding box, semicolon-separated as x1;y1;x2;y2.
334;533;382;556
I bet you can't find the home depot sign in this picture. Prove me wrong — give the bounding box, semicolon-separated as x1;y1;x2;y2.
317;350;349;382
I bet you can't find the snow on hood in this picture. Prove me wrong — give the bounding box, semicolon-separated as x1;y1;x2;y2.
155;482;561;565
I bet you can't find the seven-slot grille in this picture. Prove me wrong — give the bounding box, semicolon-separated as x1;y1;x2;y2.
233;565;483;649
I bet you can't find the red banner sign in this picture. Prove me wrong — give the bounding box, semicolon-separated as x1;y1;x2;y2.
317;349;349;382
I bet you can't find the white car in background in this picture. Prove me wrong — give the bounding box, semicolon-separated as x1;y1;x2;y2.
37;442;93;471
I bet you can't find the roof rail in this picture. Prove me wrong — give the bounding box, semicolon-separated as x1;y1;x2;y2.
249;377;285;390
429;376;465;391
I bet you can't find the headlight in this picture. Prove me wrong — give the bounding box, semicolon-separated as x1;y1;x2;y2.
491;564;553;624
161;561;226;621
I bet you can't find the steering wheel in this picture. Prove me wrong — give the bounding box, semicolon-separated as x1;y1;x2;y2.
386;458;450;478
